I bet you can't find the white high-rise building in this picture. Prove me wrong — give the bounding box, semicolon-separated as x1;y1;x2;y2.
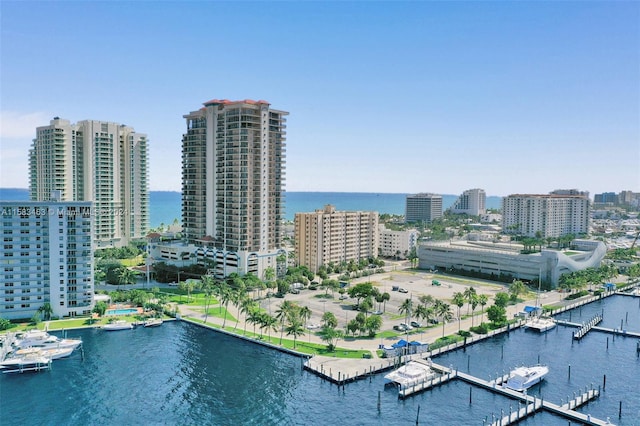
295;205;379;273
0;196;94;320
502;191;591;238
450;188;486;216
29;118;149;248
182;99;288;278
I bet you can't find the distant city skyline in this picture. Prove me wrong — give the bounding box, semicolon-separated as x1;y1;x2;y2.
1;2;638;196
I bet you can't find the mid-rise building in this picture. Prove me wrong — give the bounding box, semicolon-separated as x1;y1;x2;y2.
449;188;486;216
295;205;379;273
502;191;591;238
0;195;94;320
378;225;418;259
405;193;442;224
182;99;288;278
29;117;149;248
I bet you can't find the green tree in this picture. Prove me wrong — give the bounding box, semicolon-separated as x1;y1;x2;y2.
92;301;108;317
452;292;465;331
494;292;510;308
364;314;382;337
322;311;338;329
509;280;527;302
319;326;343;351
200;275;216;323
0;318;11;331
285;317;305;349
118;267;137;285
487;305;507;326
463;286;477;315
477;294;489;323
37;302;54;321
398;298;413;324
434;300;452;337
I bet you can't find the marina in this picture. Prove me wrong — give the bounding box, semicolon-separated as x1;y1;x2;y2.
1;294;639;424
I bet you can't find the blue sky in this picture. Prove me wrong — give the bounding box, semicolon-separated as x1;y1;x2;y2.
1;1;638;196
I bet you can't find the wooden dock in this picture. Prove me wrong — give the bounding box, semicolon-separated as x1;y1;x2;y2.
556;318;640;339
573;313;603;340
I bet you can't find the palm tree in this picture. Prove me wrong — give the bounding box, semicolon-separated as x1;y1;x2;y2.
435;300;453;337
470;293;479;327
285;317;305;349
381;292;391;312
463;287;476;315
414;303;434;326
37;302;54;321
218;283;232;328
200;275;215;323
237;294;255;333
299;305;312;328
478;294;489;324
452;292;465;331
261;313;278;342
398;298;413;325
118;267;137;285
275;300;295;344
246;307;262;337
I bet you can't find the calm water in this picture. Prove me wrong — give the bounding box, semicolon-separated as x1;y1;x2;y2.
0;188;503;227
3;295;639;425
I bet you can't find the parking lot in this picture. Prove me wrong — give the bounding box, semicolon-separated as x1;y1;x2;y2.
258;269;508;347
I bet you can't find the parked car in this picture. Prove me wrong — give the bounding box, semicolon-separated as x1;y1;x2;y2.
398;288;409;293
393;324;407;331
399;323;413;331
428;318;439;325
371;310;383;315
410;321;422;328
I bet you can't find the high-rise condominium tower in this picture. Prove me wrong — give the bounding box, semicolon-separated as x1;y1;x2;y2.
450;188;486;216
29;117;149;248
502;190;591;238
182;99;288;278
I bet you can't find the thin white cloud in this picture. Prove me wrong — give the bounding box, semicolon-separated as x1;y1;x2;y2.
0;111;50;139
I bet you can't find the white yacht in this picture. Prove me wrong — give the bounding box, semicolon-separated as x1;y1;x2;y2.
384;360;439;389
103;320;134;331
0;350;52;372
504;365;549;392
524;316;556;332
14;330;82;350
13;346;75;360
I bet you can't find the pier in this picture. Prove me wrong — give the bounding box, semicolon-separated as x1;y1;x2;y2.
556;318;640;339
571;313;603;340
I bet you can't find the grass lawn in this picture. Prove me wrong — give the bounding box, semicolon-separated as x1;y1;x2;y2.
121;255;144;267
186;318;370;358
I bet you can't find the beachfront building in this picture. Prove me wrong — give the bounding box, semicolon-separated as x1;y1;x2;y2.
182;99;288;279
29;117;149;248
417;239;606;288
378;225;418;259
0;195;94;320
449;188;486;216
294;205;379;274
502;190;591;238
405;193;442;224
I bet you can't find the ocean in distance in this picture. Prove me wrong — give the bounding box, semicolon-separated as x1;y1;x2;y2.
2;295;639;425
1;189;502;229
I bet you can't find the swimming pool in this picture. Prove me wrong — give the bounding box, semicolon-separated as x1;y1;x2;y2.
105;308;139;316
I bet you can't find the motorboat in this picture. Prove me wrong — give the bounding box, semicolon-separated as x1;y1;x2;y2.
504;365;549;391
384;360;439;389
13;346;75;360
524;316;556;332
0;350;52;372
14;330;82;350
143;318;163;328
103;320;134;331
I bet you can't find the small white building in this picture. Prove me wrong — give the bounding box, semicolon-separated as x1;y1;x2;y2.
379;226;419;259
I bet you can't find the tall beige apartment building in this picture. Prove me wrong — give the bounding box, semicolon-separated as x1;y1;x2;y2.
502;190;591;238
182;99;288;278
29;118;149;248
295;205;379;273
